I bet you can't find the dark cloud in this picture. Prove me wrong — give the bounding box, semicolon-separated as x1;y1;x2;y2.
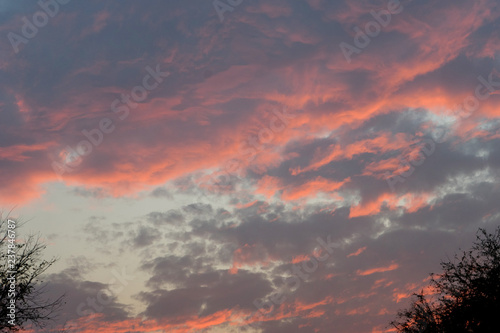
146;210;184;226
138;270;272;321
36;261;131;331
130;225;162;248
70;187;108;199
149;187;173;198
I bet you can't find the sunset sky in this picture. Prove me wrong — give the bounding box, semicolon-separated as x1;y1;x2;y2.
1;0;500;332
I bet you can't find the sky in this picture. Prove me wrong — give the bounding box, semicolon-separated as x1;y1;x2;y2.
1;0;500;332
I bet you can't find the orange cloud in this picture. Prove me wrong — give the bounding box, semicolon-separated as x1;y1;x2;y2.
347;246;367;257
229;244;269;274
357;263;399;276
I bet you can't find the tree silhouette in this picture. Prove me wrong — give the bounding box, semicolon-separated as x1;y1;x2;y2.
391;226;500;332
0;214;65;331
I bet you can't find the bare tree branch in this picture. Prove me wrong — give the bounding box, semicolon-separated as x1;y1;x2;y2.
1;213;65;331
